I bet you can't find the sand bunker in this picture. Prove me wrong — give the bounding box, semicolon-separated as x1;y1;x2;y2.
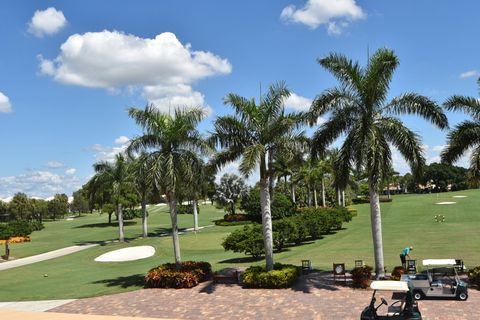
453;196;467;198
436;202;456;205
94;246;155;262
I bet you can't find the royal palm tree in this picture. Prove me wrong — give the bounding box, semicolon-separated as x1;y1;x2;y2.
127;105;210;268
441;81;480;181
128;152;153;237
212;81;302;271
93;153;132;242
309;48;448;278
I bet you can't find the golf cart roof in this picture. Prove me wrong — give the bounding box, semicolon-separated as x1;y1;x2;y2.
422;259;457;266
370;280;409;292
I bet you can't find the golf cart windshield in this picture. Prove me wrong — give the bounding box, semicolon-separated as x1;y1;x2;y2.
370;281;410;317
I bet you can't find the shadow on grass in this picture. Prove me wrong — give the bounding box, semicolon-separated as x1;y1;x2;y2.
218;256;263;264
92;274;145;288
74;221;137;228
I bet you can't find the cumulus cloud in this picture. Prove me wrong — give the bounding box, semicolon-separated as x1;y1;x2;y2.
459;70;479;79
28;7;67;37
281;0;365;35
284;92;312;111
114;136;130;145
0;170;81;199
215;160;259;187
47;161;64;168
0;91;12;113
65;168;76;175
90;144;127;162
39;31;231;113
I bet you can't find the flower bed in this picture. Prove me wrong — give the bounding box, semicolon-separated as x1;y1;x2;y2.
145;261;212;288
242;263;300;288
0;236;31;245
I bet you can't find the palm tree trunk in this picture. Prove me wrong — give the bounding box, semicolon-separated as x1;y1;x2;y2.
342;190;345;207
321;177;326;207
337;188;341;206
141;194;148;238
284;175;288;194
369;182;385;279
167;192;182;269
313;187;318;208
307;184;312;207
259;176;274;271
291;175;296;203
193;198;199;231
117;202;125;242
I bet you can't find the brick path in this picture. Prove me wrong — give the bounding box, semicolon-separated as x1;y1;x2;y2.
50;273;479;320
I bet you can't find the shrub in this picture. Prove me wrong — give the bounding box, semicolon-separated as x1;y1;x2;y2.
242;263;300;288
7;220;34;237
223;214;249;222
29;220;44;231
467;266;480;287
123;208;143;220
145;261;212;288
391;266;406;281
214;219;252;226
351;265;373;288
272;219;298;251
351;197;392;204
222;225;264;258
241;189;295;221
177;204;200;215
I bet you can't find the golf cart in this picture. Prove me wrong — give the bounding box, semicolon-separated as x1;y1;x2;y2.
406;259;468;301
360;280;422;320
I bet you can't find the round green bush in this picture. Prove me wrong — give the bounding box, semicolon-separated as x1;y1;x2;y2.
240;188;295;221
222;225;264;258
467;266;480;286
145;261;212;288
242;263;300;288
351;265;373;288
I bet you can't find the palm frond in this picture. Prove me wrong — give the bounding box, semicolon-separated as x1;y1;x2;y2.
444;95;480;120
441;120;480;164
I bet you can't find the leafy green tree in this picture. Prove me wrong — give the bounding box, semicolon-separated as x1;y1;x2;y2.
422;162;468;192
93;154;132;242
30;198;48;223
8;193;32;220
71;190;90;214
442;81;480;182
0;200;8;216
0;220;34;260
212;81;302;270
47;194;69;220
127;105;210;268
309;48;448;277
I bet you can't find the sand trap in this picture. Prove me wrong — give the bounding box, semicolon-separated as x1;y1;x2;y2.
436;202;456;205
94;246;155;262
453;196;467;198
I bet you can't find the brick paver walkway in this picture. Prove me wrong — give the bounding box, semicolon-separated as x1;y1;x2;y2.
50;273;479;320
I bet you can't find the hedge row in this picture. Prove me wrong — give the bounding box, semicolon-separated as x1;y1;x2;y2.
145;261;212;288
242;263;300;288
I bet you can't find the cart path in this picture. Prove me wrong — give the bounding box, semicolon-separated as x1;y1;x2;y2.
0;244;98;271
0;300;76;312
50;273;480;320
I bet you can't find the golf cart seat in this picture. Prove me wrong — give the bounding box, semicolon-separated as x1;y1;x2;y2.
387;301;406;316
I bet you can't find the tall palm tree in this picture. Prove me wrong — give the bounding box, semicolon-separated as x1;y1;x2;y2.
93;153;132;242
127;105;209;268
128;152;153;237
309;48;448;278
441;81;480;181
212;81;302;271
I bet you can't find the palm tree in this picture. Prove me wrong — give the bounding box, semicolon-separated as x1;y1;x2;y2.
309;48;448;278
441;81;480;181
127;105;209;268
129;152;153;237
211;81;302;271
93;153;132;242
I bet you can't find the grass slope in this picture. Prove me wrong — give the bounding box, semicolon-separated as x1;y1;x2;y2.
0;190;479;301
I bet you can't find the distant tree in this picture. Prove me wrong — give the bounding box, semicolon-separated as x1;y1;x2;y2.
30;199;48;223
47;194;69;220
8;193;32;220
0;220;34;260
0;200;8;216
214;173;248;214
71;190;90;214
422;162;468;192
128;153;153;237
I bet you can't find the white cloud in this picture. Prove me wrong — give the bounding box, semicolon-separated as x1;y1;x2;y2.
216;160;259;187
459;70;479;79
90;143;127;162
39;31;231;113
47;161;64;168
281;0;365;34
0;170;81;199
28;7;67;37
0;92;12;113
284;92;312;111
431;145;446;152
65;168;76;175
114;136;130;145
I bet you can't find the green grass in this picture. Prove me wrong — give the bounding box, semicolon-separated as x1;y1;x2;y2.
1;190;479;301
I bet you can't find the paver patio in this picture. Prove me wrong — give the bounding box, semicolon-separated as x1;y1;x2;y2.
50;273;479;320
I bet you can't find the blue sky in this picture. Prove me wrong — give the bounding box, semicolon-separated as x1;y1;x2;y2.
0;0;479;198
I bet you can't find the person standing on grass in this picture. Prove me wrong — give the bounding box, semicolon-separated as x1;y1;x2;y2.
400;246;413;267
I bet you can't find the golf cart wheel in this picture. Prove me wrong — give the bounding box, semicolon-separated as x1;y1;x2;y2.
413;291;424;300
458;292;468;301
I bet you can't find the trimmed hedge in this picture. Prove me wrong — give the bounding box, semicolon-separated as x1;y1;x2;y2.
145;261;212;288
467;266;480;287
223;213;249;222
222;225;264;258
177;204;200;215
241;189;295;221
214;219;252;226
352;197;393;204
242;263;300;288
351;265;373;288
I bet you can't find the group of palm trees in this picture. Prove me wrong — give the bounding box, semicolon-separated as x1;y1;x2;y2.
88;48;480;276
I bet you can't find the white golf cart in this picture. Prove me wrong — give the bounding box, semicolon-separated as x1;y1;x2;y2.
406;259;468;301
360;280;422;320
